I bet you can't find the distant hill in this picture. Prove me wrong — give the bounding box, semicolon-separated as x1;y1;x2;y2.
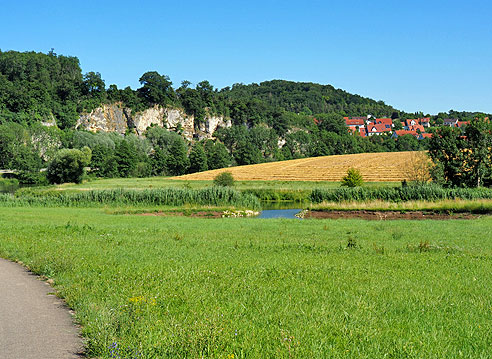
0;50;399;130
221;80;397;118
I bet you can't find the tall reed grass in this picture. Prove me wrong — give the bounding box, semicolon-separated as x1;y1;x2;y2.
1;187;261;209
310;185;492;203
241;188;309;202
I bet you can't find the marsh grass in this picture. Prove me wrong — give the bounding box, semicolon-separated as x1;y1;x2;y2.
310;198;492;213
1;206;492;358
311;185;492;203
2;187;261;209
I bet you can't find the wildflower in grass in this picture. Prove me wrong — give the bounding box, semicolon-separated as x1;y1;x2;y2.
109;342;120;358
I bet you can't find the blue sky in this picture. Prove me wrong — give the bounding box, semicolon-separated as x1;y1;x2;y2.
1;0;490;114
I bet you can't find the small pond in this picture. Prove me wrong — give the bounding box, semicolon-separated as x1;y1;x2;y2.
258;202;307;219
257;208;303;219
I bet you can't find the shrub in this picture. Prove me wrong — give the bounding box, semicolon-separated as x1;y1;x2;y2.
341;168;364;187
133;162;152;178
47;147;92;184
213;172;235;187
0;178;19;194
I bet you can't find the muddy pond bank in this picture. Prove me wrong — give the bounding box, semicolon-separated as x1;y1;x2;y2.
305;210;483;220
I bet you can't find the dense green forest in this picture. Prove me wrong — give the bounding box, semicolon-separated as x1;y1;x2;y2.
0;50;489;186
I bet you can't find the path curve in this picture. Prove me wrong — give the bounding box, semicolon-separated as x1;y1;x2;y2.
0;258;84;358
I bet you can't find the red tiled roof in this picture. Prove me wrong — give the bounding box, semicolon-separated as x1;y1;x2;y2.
345;118;365;126
421;133;433;138
368;123;391;133
375;118;392;126
457;121;469;128
408;124;425;132
405;119;419;127
358;127;367;137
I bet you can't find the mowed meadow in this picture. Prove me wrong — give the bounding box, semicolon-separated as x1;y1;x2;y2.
175;151;420;182
1;205;492;358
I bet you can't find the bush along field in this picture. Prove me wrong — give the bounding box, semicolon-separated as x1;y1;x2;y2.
0;205;492;358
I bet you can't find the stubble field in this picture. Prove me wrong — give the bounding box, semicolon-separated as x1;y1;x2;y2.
175;151;419;182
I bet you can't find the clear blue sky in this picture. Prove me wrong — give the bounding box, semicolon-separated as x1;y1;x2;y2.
1;0;490;114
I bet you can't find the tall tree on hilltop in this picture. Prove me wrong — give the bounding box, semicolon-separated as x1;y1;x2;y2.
138;71;175;106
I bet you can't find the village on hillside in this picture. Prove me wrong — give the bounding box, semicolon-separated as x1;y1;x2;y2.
344;116;470;140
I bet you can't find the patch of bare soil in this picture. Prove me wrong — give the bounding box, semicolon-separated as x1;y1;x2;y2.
138;211;223;218
305;210;481;220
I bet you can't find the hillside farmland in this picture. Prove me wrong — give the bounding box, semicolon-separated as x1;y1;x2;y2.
176;151;423;182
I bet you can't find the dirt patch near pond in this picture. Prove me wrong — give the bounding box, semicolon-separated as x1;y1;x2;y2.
137;211;223;218
305;210;482;220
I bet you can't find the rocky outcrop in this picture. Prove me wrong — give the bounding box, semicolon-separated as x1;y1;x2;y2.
76;103;230;141
198;116;232;137
131;106;195;140
77;103;130;134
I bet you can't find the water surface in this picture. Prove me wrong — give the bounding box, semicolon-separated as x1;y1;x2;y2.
257;208;302;219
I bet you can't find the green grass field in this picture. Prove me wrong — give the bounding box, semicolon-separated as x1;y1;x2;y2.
1;205;491;358
53;177;400;192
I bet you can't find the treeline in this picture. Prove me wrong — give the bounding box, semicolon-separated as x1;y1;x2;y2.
428;116;492;187
0;122;232;184
0;118;431;185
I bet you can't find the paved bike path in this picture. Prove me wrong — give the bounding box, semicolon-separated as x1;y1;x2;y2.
0;258;84;358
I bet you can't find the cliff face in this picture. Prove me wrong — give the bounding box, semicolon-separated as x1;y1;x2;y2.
76;103;231;141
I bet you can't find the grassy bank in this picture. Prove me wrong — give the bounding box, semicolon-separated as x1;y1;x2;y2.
0;206;491;358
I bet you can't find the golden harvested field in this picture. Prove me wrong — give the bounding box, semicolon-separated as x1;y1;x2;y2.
175;151;424;182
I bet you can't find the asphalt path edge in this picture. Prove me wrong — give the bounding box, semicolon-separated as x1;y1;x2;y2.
0;257;85;358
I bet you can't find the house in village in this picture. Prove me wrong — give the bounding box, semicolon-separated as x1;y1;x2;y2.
345;117;393;137
443;118;459;127
344;116;437;141
367;123;391;136
405;118;430;129
344;117;368;137
420;117;430;127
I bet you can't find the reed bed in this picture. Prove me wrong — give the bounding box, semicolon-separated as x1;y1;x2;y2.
309;199;492;213
241;188;310;202
310;185;492;203
0;187;261;209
